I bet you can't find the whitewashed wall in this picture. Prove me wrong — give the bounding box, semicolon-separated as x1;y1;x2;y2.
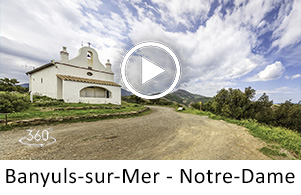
30;66;57;98
56;64;114;82
62;80;121;105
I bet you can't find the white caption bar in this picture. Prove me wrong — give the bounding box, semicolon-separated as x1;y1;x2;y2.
0;160;299;195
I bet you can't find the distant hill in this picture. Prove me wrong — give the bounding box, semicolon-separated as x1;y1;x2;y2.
121;88;212;106
18;83;29;88
121;88;132;96
164;89;212;106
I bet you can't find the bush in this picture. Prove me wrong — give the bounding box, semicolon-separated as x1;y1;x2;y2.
126;95;145;104
0;92;30;113
156;99;173;105
190;102;201;110
33;95;64;107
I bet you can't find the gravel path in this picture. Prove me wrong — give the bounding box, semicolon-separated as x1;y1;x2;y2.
0;106;269;160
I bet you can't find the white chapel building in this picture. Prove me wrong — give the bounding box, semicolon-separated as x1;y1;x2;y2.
26;45;121;105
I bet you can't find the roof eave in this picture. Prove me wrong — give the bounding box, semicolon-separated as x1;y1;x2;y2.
56;74;121;87
26;62;56;75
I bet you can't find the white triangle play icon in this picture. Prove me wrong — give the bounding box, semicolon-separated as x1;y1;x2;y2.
141;57;165;84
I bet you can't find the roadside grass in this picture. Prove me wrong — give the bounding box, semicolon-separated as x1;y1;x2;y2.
259;146;287;159
0;106;152;132
0;102;144;121
0;96;150;131
0;108;152;132
180;108;301;159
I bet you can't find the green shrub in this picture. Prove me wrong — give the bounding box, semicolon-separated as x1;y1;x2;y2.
156;99;173;105
0;92;30;113
190;102;201;110
32;95;64;107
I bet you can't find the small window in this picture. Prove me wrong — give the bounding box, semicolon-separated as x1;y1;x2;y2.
87;72;93;76
41;78;43;83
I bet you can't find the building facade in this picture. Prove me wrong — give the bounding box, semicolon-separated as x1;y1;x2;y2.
26;46;121;105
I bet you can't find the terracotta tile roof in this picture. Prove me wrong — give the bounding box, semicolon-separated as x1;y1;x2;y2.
56;74;121;87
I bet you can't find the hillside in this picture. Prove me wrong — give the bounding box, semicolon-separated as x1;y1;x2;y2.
164;89;212;106
19;83;29;88
122;88;212;106
121;88;133;96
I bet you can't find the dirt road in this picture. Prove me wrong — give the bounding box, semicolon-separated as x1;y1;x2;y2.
0;106;269;160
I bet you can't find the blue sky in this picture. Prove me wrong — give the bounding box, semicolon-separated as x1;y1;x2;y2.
0;0;300;103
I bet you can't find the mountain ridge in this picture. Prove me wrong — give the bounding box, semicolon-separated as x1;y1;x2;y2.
164;89;212;106
122;88;212;106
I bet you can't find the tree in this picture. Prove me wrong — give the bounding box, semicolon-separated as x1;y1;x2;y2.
201;86;300;132
244;86;256;100
190;102;201;110
274;100;301;132
242;87;256;118
212;88;252;119
202;100;214;112
0;78;19;91
213;88;229;114
253;93;274;124
0;78;28;93
227;88;245;119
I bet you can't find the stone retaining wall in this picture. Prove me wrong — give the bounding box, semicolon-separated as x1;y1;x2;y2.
4;107;150;126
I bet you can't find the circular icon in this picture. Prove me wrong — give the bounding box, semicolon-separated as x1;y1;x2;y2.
121;41;181;99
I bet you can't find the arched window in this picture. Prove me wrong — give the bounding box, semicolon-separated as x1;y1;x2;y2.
80;86;111;98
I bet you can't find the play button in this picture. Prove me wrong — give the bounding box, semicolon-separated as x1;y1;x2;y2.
121;41;181;99
141;57;165;84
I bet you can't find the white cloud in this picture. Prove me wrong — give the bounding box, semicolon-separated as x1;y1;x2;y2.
256;86;301;103
179;79;235;97
285;74;301;80
0;0;299;99
123;2;265;95
0;0;276;95
151;0;213;29
257;87;296;94
238;0;276;27
246;61;285;81
272;0;301;49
